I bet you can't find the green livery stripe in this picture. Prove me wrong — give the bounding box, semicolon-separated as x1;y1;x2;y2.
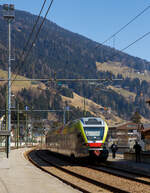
79;120;88;143
103;122;108;143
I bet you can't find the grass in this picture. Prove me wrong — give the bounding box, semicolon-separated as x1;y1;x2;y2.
61;92;124;126
96;61;150;82
107;85;136;102
0;69;43;92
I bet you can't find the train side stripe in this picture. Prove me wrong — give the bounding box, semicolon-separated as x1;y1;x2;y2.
103;122;108;143
79;121;88;143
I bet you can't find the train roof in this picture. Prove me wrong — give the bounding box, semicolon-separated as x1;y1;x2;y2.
80;117;105;126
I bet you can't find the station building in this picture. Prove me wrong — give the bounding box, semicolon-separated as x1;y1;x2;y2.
108;121;150;152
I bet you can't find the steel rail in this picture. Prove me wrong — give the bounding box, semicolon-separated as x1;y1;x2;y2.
44;150;150;187
87;164;150;186
48;150;150;186
99;162;150;178
27;150;90;193
28;150;129;193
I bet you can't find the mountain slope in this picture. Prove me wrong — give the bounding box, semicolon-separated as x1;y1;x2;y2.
1;6;150;120
0;5;150;80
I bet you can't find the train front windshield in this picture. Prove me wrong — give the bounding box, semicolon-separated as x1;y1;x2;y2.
84;127;104;140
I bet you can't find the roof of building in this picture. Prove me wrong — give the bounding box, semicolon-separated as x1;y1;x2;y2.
109;121;138;130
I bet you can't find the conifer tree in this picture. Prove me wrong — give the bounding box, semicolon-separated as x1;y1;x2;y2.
131;111;141;124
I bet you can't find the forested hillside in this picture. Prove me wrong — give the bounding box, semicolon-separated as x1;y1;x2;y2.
0;5;150;121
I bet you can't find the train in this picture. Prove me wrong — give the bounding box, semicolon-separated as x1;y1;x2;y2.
46;117;109;161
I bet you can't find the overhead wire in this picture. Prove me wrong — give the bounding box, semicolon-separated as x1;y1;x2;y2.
12;0;47;73
120;31;150;52
102;5;150;45
10;0;47;95
102;31;150;64
97;31;150;101
11;1;150;87
11;0;54;87
6;1;149;118
10;0;54;114
20;0;47;59
9;0;48;102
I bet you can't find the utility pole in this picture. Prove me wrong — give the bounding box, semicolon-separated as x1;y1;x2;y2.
63;105;70;125
3;4;15;157
5;92;8;158
26;110;28;146
32;128;33;146
17;102;19;149
31;107;33;146
66;106;70;123
113;35;116;48
5;93;8;131
63;107;66;125
83;97;86;117
25;106;29;146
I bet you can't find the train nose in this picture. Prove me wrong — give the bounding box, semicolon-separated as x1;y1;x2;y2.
87;143;102;147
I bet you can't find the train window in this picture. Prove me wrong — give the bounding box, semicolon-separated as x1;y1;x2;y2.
84;119;102;125
84;127;104;140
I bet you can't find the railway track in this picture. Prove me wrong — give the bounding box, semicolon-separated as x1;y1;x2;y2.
100;160;150;177
48;150;150;185
43;150;150;185
27;149;126;193
26;149;150;193
91;163;150;186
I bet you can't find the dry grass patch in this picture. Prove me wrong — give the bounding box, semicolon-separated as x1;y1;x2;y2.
96;61;150;82
0;69;44;92
107;85;136;102
61;92;124;126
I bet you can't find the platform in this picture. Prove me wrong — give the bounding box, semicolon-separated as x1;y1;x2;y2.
107;153;150;176
1;149;150;193
124;151;150;164
0;148;80;193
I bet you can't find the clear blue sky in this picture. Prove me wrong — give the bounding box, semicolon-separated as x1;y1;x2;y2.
1;0;150;61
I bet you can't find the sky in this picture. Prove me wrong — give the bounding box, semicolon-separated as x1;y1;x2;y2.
1;0;150;61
